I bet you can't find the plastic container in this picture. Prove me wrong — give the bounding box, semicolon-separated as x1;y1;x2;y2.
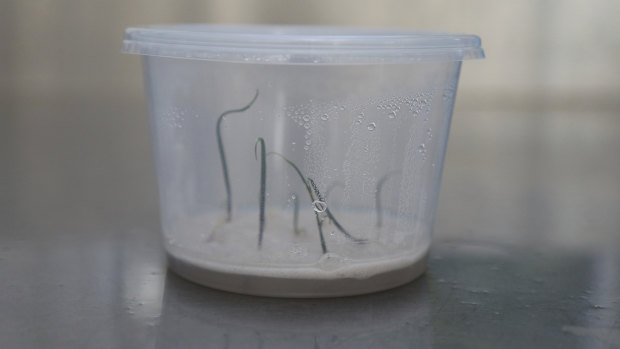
122;25;484;297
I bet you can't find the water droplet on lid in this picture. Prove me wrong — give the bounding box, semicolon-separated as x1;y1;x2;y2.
303;146;309;151
387;111;396;119
417;144;426;153
291;141;296;145
312;200;327;213
302;115;310;122
339;105;345;111
291;194;297;200
367;122;376;131
303;123;311;129
321;114;329;121
305;139;311;146
358;112;365;119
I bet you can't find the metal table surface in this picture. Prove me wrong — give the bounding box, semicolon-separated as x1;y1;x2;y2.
2;100;619;348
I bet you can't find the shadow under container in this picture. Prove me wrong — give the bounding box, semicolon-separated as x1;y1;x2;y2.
122;25;484;297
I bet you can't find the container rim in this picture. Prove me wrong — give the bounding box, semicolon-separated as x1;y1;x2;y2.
122;24;484;65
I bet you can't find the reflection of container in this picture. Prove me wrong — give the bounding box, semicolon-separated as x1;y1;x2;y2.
157;272;432;348
123;25;484;297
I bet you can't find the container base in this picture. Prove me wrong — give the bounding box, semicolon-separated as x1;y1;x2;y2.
166;249;428;298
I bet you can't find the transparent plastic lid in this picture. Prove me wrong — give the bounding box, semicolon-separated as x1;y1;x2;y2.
122;24;484;65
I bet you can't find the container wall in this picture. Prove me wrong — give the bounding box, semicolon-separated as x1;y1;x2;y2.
144;56;461;268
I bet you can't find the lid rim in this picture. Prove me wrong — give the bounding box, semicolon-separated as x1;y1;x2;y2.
122;24;484;64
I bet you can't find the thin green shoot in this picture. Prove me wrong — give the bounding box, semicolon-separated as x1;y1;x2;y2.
216;90;259;222
254;137;266;247
375;170;400;228
308;178;366;244
291;193;302;235
267;152;326;253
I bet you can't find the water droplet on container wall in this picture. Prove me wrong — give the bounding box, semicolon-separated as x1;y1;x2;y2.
367;122;376;131
312;200;327;213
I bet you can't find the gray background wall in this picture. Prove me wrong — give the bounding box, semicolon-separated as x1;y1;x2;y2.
3;1;619;104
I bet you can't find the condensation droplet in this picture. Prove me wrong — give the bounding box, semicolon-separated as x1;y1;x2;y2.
321;114;329;121
417;143;426;153
388;111;396;119
305;139;312;146
312;200;327;213
339;105;345;111
291;141;296;145
303;123;311;129
302;115;310;122
358;112;365;119
367;122;376;131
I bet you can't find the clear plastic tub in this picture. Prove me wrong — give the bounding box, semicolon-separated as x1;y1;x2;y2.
122;25;484;297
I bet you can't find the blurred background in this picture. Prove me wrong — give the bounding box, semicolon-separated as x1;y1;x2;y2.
2;1;620;348
3;0;619;247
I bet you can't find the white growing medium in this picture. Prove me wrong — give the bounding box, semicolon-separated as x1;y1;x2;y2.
164;209;430;280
